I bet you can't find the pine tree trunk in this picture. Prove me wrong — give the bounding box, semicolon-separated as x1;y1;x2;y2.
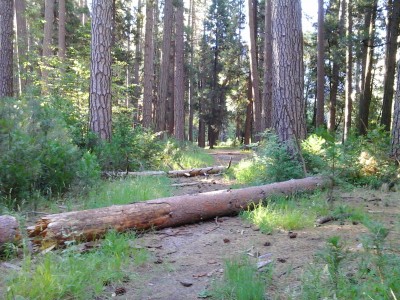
156;0;174;132
391;60;400;158
263;0;272;129
316;0;325;128
167;38;175;135
245;75;253;145
248;0;262;138
188;0;196;142
58;0;66;60
328;0;346;133
271;0;306;154
132;0;143;125
174;0;185;140
15;0;27;94
381;0;400;131
143;0;155;128
0;0;13;98
89;0;113;141
42;0;55;93
344;0;353;141
358;1;377;135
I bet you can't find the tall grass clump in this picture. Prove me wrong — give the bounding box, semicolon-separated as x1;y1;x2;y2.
241;193;328;233
78;176;171;209
4;231;148;300
233;132;303;185
211;256;269;300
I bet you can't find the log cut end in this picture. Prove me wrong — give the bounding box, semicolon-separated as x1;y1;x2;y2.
0;215;21;246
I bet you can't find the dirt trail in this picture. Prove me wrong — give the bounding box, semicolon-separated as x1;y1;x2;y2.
121;149;400;300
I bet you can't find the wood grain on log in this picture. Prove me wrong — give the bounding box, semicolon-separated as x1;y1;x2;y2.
28;176;329;247
0;215;20;246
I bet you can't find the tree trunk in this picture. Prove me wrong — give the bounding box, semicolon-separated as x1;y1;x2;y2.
28;176;330;246
14;0;28;94
188;0;196;141
271;0;306;154
156;0;174;132
58;0;66;60
381;0;400;131
132;0;143;125
0;0;13;98
316;0;325;128
391;60;400;158
42;0;55;94
248;0;262;138
245;74;253;144
89;0;113;141
167;37;175;135
143;0;155;128
343;0;353;141
263;0;272;129
328;0;346;133
358;1;377;135
0;216;20;247
174;0;185;141
198;79;206;147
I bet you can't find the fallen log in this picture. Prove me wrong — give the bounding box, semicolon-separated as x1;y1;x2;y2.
0;215;20;247
28;176;329;247
107;166;227;178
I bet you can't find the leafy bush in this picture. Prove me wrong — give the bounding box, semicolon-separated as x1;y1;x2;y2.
233;132;304;185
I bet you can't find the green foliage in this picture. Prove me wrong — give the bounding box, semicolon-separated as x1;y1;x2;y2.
4;231;148;300
301;221;400;299
78;176;171;209
211;256;269;300
0;97;100;207
233;133;304;185
241;193;328;234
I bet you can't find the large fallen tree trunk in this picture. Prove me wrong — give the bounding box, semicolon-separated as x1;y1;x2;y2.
106;166;227;178
0;216;20;247
28;176;329;247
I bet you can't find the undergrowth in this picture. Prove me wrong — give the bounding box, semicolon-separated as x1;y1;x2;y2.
4;231;148;300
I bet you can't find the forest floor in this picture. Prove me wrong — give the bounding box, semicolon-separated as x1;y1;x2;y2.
1;149;399;299
118;149;400;300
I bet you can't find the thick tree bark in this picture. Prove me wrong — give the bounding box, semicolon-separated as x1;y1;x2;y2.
316;0;325;128
174;0;185;141
0;216;20;246
245;74;253;144
58;0;66;60
89;0;113;141
344;0;353;141
0;0;14;98
263;0;272;129
156;0;174;132
42;0;55;93
28;176;329;246
271;0;306;154
14;0;27;94
188;0;196;141
248;0;262;138
143;0;155;128
358;1;377;135
381;0;400;131
328;0;346;133
391;60;400;158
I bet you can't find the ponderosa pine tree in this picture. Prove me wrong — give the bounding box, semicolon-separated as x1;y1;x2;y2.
58;0;66;60
316;0;325;128
344;0;353;141
271;0;306;154
15;0;28;94
42;0;55;93
263;0;272;129
89;0;113;141
391;60;400;158
0;0;13;98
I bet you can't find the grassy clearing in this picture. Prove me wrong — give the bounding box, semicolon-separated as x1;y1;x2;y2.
4;231;148;300
211;256;270;300
241;192;329;233
173;146;215;169
66;176;172;210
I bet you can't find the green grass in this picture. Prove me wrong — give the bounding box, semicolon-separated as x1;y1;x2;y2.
233;159;265;185
4;231;148;300
70;176;172;210
174;147;215;169
211;256;269;300
241;193;329;234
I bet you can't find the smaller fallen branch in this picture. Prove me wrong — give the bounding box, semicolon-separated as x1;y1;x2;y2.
0;215;20;247
105;166;227;178
316;213;352;225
